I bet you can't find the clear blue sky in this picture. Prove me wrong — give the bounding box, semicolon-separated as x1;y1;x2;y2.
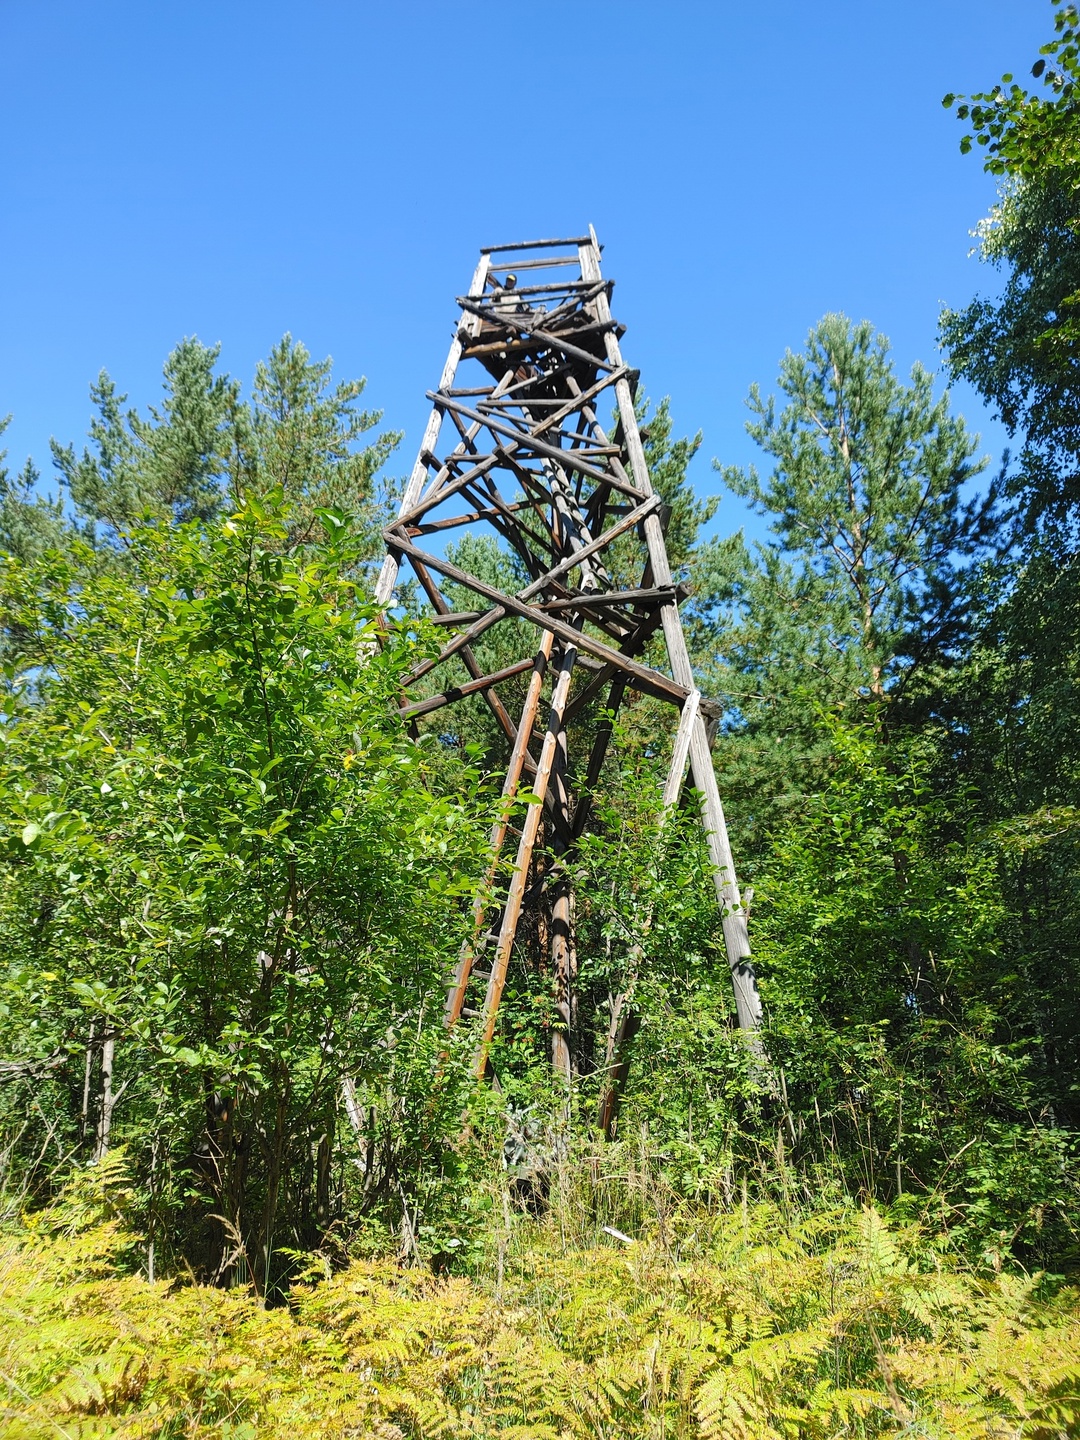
0;2;1047;544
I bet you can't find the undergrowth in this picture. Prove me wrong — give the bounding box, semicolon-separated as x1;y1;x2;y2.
3;1149;1080;1439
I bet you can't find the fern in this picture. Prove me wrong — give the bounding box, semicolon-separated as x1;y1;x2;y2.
3;1172;1079;1438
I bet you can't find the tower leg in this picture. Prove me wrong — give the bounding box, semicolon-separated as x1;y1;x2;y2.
476;637;578;1077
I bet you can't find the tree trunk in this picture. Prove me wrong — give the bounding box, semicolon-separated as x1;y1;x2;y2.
81;1020;96;1143
93;1027;116;1161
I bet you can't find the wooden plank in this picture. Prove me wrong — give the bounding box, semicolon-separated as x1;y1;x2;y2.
457;478;557;565
562;609;666;729
518;496;661;600
579;229;764;1036
474;397;566;407
483;278;608;299
427;392;640;496
399;657;537;720
563;378;638;493
495;366;628;437
411;364;517;509
662;689;700;812
428;610;484;626
446;632;554;1029
457;300;618;375
461;326;616;377
393;452;504;528
403;605;506;687
481;236;590;252
462;301;617;351
475;637;579;1075
411;498;538;535
460;335;552;360
550;871;574;1081
463;279;606;305
402;373;611;528
375;252;489;606
385;535;688;705
406;556;525;752
538;585;680;614
489;256;581;271
493;359;577;400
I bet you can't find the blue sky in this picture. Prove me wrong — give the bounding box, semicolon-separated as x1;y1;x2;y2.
0;1;1048;545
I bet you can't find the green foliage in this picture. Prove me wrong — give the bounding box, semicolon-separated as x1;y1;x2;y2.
751;714;1079;1265
942;3;1080;534
3;11;1080;1390
0;482;489;1285
4;1159;1080;1439
691;316;990;849
0;416;65;562
46;334;400;551
709;314;988;698
937;3;1080;1221
943;1;1080;176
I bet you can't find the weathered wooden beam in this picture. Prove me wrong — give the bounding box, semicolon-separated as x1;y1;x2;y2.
406;557;524;753
403;605;507;687
446;632;554;1029
384;535;688;706
580;228;763;1035
428;610;485;626
411;498;537;535
396;446;503;529
399;656;537;721
561;610;666;729
481;278;610;299
456;301;618;375
481;236;591;253
489;256;580;271
375;253;490;607
494;366;629;438
475;637;579;1076
395;497;663;661
429;392;638;495
425;582;677;626
538;585;682;614
517;496;661;600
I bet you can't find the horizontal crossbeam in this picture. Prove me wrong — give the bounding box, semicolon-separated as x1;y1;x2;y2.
386;534;689;706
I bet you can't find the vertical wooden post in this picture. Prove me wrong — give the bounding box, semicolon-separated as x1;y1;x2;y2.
549;717;574;1079
550;874;574;1080
374;252;490;609
445;630;553;1027
596;687;702;1134
476;637;577;1077
579;230;763;1033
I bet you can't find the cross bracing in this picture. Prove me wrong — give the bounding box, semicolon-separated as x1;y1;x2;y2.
375;229;762;1100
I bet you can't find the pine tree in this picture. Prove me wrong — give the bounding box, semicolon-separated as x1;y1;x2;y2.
690;315;993;842
0;416;66;561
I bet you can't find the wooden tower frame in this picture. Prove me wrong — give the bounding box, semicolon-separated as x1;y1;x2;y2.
376;229;762;1089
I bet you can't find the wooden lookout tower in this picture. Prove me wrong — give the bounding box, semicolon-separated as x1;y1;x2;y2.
376;229;762;1096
